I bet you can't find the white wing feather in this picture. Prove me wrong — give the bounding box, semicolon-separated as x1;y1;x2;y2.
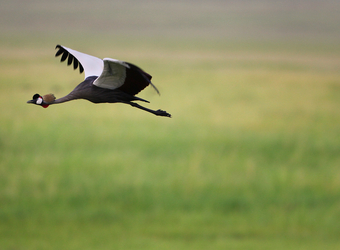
93;58;130;90
57;45;104;79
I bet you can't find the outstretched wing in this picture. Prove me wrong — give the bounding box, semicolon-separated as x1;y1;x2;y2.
93;58;129;90
55;45;104;79
94;58;159;96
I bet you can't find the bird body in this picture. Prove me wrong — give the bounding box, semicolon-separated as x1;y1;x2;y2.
52;76;148;104
27;45;171;117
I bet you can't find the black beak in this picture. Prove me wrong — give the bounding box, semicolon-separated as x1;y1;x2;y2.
27;100;35;104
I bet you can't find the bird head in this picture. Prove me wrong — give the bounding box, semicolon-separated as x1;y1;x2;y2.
27;93;56;108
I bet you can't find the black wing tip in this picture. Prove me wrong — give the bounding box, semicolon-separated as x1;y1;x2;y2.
150;82;160;96
122;62;160;96
54;45;83;74
79;64;84;73
55;44;64;57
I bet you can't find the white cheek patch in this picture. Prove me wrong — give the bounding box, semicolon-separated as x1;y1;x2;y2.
36;97;43;105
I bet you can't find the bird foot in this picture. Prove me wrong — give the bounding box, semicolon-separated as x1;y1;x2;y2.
156;109;171;117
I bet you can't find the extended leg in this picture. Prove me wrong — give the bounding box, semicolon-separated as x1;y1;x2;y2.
129;102;171;117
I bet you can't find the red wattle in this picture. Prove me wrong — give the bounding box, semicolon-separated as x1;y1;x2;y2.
42;105;49;108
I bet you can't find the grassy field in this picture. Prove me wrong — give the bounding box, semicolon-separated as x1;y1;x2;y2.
1;1;340;249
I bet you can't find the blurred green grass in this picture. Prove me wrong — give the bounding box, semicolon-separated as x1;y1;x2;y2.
1;38;340;249
1;0;340;249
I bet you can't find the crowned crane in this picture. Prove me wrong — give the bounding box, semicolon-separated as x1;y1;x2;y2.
27;45;171;117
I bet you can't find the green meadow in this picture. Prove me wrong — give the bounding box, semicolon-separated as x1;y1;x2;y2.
1;1;340;249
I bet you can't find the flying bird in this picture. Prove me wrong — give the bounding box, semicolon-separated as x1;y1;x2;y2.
27;45;171;117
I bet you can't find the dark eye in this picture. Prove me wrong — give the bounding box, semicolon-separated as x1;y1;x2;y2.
33;94;40;99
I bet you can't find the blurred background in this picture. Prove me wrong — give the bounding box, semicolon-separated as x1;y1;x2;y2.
1;0;340;249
